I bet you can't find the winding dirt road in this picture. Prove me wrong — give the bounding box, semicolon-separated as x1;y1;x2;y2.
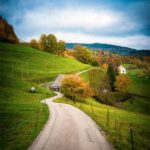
29;91;113;150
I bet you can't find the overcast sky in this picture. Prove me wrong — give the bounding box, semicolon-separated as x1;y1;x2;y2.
0;0;150;49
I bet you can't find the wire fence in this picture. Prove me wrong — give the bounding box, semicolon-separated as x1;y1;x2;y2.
76;101;148;150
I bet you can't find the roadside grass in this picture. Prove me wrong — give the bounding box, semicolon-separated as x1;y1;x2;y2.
0;42;90;150
55;97;150;150
0;78;52;150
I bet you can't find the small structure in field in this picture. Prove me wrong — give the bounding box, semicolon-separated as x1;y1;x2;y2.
118;65;126;74
30;87;36;93
50;74;65;91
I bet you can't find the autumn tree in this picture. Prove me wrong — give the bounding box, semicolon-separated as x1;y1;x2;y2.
39;34;47;51
74;45;92;64
115;74;131;92
57;40;65;55
63;50;75;58
46;34;57;54
61;75;93;102
102;63;109;70
30;39;39;49
39;34;58;54
0;16;19;43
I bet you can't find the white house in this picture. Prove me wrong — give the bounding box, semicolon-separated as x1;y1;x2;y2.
50;74;65;91
118;65;126;74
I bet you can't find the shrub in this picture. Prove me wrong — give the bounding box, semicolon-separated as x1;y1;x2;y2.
96;92;132;106
90;59;99;66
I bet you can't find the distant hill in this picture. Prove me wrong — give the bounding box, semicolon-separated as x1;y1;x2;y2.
0;16;19;43
129;50;150;56
66;43;150;56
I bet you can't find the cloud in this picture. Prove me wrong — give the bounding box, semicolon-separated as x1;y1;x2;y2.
17;6;139;35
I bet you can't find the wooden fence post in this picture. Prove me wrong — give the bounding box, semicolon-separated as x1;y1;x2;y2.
107;109;109;127
45;59;47;72
11;63;14;85
91;100;93;114
21;64;24;80
130;123;134;150
26;63;29;78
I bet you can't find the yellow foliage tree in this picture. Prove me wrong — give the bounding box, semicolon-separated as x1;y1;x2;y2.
30;39;39;49
102;63;109;70
115;75;131;92
61;75;93;101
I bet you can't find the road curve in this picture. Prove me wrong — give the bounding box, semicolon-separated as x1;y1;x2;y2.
28;91;113;150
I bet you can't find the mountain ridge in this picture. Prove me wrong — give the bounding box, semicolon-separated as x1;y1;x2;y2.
66;43;150;56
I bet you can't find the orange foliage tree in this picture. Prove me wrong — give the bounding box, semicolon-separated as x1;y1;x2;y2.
115;74;132;92
102;63;109;70
61;75;93;101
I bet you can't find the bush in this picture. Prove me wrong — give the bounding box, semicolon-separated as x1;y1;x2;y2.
96;92;132;106
90;59;99;66
61;75;93;102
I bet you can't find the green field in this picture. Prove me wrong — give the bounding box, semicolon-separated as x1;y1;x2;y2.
123;64;147;78
0;42;90;150
128;76;150;97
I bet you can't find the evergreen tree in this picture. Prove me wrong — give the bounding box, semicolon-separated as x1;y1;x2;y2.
107;63;116;91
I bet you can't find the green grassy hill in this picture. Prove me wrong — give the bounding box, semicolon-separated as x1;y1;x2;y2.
0;42;90;150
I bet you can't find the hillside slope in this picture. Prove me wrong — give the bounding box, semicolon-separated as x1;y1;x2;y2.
0;42;90;150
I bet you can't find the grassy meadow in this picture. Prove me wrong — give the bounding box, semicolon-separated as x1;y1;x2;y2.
0;42;90;150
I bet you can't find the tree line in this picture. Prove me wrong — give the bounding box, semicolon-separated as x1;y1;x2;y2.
30;34;65;55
